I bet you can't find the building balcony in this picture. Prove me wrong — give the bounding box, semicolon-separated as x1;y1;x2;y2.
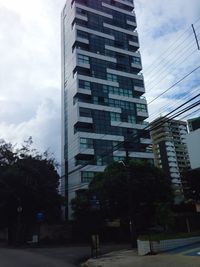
111;121;146;130
105;45;141;57
137;110;148;119
131;62;142;70
103;23;138;37
78;101;122;113
79;148;95;155
113;0;134;8
169;162;178;167
113;150;154;159
76;48;117;63
171;179;181;184
167;151;176;157
102;2;135;16
78;116;93;124
166;147;175;152
75;13;88;21
77;62;90;69
130;151;154;159
75;2;113;19
108;94;147;105
168;157;177;162
140;138;152;145
76;37;89;44
77;74;119;87
134;86;145;94
127;20;137;27
75;25;115;40
81;165;106;172
170;167;179;172
107;68;144;80
129;40;139;48
165;141;174;146
77;88;91;95
75;132;124;142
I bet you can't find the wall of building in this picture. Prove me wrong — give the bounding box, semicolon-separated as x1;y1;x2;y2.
186;129;200;169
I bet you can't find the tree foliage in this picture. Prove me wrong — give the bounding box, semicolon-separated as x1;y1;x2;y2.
183;168;200;203
0;138;63;238
72;161;173;233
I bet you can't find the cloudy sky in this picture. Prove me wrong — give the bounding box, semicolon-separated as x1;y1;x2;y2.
0;0;200;163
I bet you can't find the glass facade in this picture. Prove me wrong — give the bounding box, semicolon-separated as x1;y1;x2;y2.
61;0;153;218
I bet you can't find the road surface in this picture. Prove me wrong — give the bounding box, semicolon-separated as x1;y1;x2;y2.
0;244;129;267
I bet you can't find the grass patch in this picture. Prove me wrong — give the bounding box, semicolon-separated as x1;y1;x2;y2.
138;231;200;241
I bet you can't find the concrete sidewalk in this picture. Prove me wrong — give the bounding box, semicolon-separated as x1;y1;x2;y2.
82;249;200;267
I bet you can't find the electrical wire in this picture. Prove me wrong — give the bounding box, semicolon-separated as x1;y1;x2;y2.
63;95;200;193
148;65;200;105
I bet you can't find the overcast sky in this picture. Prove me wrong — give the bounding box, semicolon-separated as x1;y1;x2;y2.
0;0;200;163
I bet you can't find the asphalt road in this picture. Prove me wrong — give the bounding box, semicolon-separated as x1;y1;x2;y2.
0;244;130;267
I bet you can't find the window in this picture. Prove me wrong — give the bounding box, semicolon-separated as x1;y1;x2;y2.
132;56;141;65
93;96;98;104
136;104;147;112
113;141;121;149
113;156;124;162
77;30;88;39
104;85;132;97
76;7;86;15
128;115;136;123
81;171;95;183
107;73;118;82
96;156;103;166
110;112;121;122
79;80;90;90
79;107;92;117
78;54;89;64
80;138;93;150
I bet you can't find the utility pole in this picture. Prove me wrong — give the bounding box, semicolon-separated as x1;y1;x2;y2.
124;140;137;248
192;24;200;50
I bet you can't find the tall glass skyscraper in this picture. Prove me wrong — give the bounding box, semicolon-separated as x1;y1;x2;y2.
61;0;153;218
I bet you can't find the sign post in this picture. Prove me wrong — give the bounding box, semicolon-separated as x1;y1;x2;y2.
36;212;44;243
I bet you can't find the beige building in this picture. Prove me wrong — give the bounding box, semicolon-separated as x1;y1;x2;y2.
150;117;190;203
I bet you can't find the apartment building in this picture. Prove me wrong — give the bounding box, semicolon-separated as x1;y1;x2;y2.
150;117;190;202
61;0;153;217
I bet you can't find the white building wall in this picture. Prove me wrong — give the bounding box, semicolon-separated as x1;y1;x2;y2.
186;129;200;169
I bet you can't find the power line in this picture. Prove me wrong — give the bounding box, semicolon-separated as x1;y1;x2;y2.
144;27;200;83
145;41;199;92
61;30;200;166
143;17;200;76
66;94;200;179
179;107;200;121
148;86;200;121
62;98;200;194
145;34;198;87
67;93;199;179
65;70;200;168
148;65;200;105
62;19;200;193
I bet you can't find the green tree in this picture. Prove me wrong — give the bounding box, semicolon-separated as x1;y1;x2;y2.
72;161;173;235
0;138;63;244
183;168;200;203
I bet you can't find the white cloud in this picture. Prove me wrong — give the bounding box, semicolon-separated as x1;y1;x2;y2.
135;0;200;121
0;0;199;164
0;0;65;161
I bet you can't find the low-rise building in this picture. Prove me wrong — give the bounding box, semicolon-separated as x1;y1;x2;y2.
186;116;200;169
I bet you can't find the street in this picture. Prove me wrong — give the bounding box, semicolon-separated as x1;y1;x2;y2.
0;244;129;267
1;242;200;267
